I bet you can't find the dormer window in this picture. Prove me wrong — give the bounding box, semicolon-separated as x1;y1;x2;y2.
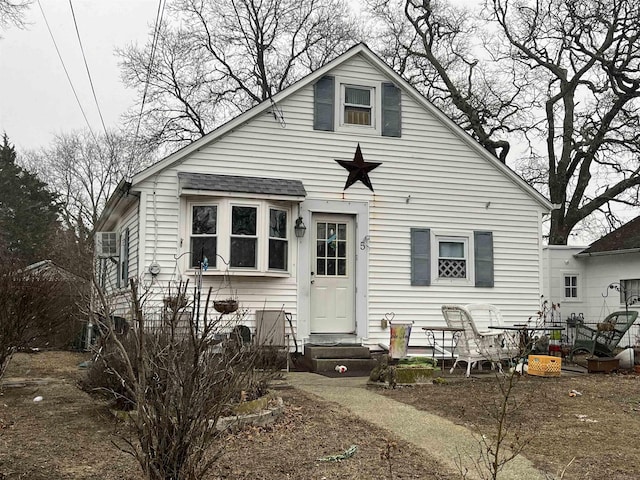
343;86;373;126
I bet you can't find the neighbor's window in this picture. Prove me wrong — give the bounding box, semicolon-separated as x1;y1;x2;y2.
230;205;257;268
268;208;288;270
343;86;372;126
191;205;217;268
564;274;578;299
620;279;640;304
438;238;467;279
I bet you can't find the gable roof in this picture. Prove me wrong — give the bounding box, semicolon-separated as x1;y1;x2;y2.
578;215;640;255
129;43;551;210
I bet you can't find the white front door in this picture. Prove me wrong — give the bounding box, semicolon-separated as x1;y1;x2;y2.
310;214;356;334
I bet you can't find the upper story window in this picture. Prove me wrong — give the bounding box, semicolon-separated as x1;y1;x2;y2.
187;199;290;274
314;75;401;137
343;86;373;126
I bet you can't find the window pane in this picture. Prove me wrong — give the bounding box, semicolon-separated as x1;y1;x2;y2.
328;240;336;257
317;241;325;257
327;259;336;275
232;206;256;235
191;237;217;268
337;223;346;240
230;237;256;267
269;239;287;270
317;222;326;239
345;107;371;125
316;259;325;275
345;87;370;106
192;206;216;234
337;241;346;258
270;209;287;239
439;241;464;258
338;259;346;276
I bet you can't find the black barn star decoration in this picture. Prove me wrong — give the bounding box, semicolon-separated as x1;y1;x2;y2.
335;143;382;192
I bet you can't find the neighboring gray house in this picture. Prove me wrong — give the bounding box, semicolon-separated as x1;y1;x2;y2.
543;215;640;346
94;44;552;351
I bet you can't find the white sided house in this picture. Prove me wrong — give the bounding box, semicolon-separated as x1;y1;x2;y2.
542;215;640;346
95;44;551;353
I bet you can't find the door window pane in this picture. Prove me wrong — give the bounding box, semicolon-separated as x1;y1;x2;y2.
315;221;348;276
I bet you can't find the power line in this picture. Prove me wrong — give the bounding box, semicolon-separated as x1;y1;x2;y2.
36;0;100;147
127;0;166;179
68;0;109;139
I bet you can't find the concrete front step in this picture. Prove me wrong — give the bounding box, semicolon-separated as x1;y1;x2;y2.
312;357;378;372
304;345;371;359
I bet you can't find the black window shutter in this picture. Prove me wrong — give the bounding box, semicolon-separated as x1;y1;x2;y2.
314;76;334;131
382;82;401;137
122;228;130;283
474;231;494;287
411;228;431;286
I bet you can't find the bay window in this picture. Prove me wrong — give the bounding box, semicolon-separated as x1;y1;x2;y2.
187;199;290;274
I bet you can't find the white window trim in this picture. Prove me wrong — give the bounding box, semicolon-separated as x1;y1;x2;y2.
431;232;474;285
335;77;381;134
184;198;292;276
562;272;581;302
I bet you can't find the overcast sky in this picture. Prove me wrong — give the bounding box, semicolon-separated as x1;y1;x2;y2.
0;0;158;153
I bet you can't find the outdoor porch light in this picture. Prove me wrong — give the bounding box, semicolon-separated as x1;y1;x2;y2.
294;216;307;238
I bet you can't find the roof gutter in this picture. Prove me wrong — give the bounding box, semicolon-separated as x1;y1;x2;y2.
575;248;640;258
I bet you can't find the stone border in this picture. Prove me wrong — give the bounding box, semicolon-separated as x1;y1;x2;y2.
215;397;284;432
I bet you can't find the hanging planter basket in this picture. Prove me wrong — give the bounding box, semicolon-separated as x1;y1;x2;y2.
214;299;239;314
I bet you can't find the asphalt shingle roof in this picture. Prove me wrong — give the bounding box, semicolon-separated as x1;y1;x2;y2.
178;172;306;197
580;215;640;254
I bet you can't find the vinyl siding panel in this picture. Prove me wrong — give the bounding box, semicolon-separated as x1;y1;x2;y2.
127;52;546;345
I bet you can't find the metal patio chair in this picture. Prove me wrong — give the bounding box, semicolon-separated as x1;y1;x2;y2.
571;310;638;358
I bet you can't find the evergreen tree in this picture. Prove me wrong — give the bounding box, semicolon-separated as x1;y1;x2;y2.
0;133;60;264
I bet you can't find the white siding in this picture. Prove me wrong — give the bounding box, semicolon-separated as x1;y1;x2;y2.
129;52;548;346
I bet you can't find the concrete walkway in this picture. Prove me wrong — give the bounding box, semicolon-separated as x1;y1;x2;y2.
287;372;546;480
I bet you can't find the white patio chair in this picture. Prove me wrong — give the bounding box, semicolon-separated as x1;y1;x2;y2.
464;303;519;356
441;304;513;377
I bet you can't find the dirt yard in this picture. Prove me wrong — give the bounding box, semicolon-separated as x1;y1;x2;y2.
1;351;639;479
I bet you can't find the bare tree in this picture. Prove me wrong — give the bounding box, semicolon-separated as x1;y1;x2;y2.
118;0;361;150
0;0;32;33
23;130;154;242
370;0;640;244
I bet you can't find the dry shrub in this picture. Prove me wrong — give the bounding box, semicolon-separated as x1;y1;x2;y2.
0;255;85;379
93;279;279;480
